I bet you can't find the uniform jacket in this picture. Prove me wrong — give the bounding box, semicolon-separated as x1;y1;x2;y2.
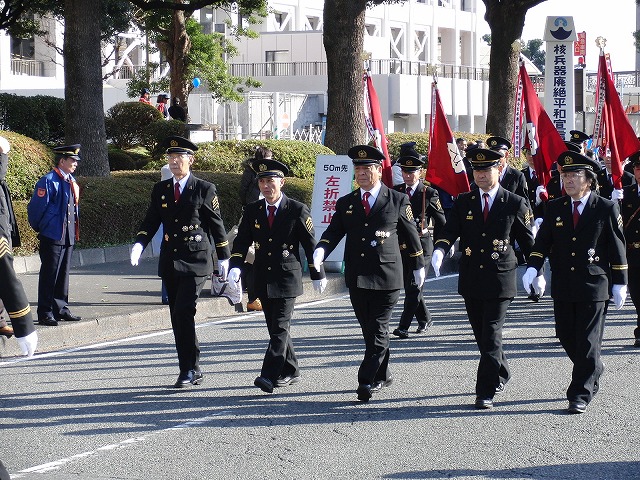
621;183;640;266
394;182;446;258
528;192;627;302
546;174;563;201
0;153;20;247
318;184;425;290
522;166;545;219
500;165;530;205
27;169;79;243
434;186;535;299
596;168;635;199
135;175;230;277
230;194;324;298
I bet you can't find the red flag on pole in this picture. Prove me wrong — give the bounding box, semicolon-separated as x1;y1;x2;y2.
593;51;640;189
425;82;470;197
363;71;393;186
517;62;566;188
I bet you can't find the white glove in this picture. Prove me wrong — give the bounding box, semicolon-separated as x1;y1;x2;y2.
130;243;143;266
313;248;325;272
534;217;544;229
612;284;627;310
522;267;538;294
531;274;546;296
17;331;38;357
313;278;327;294
535;185;548;205
0;135;10;153
413;267;425;288
217;258;229;281
611;189;624;201
228;267;241;284
431;249;444;277
448;244;455;258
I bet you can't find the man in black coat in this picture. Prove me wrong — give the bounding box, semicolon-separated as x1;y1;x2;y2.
228;158;326;394
486;136;530;205
596;151;635;200
391;142;446;338
313;145;425;402
131;136;230;388
432;148;538;410
620;151;640;348
524;151;628;414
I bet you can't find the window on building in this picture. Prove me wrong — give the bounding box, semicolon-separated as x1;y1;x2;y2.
11;36;35;59
306;16;320;30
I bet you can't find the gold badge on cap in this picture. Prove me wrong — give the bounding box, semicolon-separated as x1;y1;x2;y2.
170;139;178;146
477;153;485;161
490;140;496;146
564;155;573;164
259;163;267;171
407;160;414;166
358;149;367;158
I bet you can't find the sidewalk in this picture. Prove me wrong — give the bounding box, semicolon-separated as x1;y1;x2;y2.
4;245;460;358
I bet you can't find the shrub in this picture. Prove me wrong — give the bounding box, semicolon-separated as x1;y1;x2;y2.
0;94;65;146
1;130;53;200
141;119;188;157
105;101;163;150
107;148;136;171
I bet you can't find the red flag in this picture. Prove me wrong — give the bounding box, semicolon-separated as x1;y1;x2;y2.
593;52;640;188
518;63;566;188
363;71;393;186
426;82;470;197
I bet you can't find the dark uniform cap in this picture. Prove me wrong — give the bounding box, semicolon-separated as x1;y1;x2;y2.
557;150;601;172
141;88;150;95
628;150;640;166
465;142;481;158
166;136;198;155
347;145;385;165
569;130;591;144
563;141;582;153
396;142;425;171
53;144;81;161
486;136;512;151
468;148;503;170
252;158;289;178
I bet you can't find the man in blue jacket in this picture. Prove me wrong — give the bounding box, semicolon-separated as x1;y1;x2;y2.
28;144;82;326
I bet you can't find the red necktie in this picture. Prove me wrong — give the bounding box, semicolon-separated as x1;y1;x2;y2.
573;200;581;227
362;192;371;215
482;193;489;222
406;186;412;198
174;182;181;202
267;205;276;228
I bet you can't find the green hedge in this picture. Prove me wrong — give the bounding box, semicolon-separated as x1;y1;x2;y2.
1;130;54;201
105;102;164;150
0;94;65;146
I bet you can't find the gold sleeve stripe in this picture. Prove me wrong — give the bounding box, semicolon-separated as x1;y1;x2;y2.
137;230;148;237
406;205;414;222
8;305;31;319
435;239;451;246
529;252;544;258
319;239;331;245
409;249;424;257
215;240;229;247
305;217;313;233
230;253;244;259
611;265;628;270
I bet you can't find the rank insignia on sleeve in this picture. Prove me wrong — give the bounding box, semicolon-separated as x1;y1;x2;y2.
435;199;442;211
305;217;313;233
524;211;532;227
618;214;623;228
406;205;414;222
212;196;220;210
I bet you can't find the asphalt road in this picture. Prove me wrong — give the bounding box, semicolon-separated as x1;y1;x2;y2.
2;272;640;479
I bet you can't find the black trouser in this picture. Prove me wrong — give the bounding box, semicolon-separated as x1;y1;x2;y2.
260;296;298;381
628;266;640;339
163;272;207;374
349;288;400;386
37;236;73;320
0;237;35;338
554;300;606;404
243;262;257;303
464;297;511;399
397;253;432;331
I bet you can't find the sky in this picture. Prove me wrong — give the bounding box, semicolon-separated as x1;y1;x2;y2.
520;0;637;72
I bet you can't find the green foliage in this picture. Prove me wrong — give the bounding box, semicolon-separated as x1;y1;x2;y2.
13;170;314;254
1;130;54;200
107;148;136;171
0;93;65;146
105;101;164;149
521;39;545;73
141;119;188;157
145;139;335;179
125;62;171;99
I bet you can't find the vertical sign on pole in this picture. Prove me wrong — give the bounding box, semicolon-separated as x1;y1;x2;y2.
543;16;577;140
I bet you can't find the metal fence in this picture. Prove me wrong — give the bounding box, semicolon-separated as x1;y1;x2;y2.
10;57;44;77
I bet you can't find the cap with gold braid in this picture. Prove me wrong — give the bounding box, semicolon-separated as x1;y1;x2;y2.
556;150;600;172
347;144;386;166
52;144;81;161
467;148;502;170
251;158;289;178
165;136;198;155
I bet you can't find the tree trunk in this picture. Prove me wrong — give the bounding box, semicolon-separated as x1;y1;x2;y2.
64;0;109;176
167;7;191;120
323;0;367;154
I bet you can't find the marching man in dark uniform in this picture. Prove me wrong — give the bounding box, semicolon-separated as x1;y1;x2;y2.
486;136;530;204
523;151;628;414
621;151;640;347
28;144;82;326
432;148;539;409
227;158;326;394
313;145;425;402
391;142;446;339
596;150;635;200
0;135;37;355
130;136;230;388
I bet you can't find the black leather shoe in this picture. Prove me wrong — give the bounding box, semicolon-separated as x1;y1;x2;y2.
356;384;372;402
174;370;203;388
634;338;640;348
567;401;587;414
254;376;274;393
0;325;14;338
59;313;82;322
370;377;394;393
275;375;301;387
38;317;58;326
495;382;505;394
415;326;427;334
475;397;493;409
392;328;409;339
